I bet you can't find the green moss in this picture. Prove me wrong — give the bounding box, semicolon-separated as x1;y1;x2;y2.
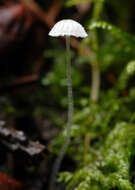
60;122;135;190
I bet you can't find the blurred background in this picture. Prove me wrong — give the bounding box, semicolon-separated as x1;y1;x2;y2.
1;0;135;190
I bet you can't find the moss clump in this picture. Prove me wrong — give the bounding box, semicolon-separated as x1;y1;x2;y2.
59;122;135;190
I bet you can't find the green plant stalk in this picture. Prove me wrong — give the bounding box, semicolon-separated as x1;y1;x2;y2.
90;0;103;102
90;61;100;102
84;61;100;152
84;61;100;155
49;36;73;190
84;0;103;156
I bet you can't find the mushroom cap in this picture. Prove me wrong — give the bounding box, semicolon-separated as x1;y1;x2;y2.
49;19;88;38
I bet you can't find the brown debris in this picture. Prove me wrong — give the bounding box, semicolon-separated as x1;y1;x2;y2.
0;125;45;156
0;172;22;190
0;3;35;54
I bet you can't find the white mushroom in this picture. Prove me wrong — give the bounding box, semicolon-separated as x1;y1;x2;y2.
49;19;88;190
49;19;88;38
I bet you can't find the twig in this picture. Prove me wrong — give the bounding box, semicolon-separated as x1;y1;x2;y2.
20;0;61;28
0;74;39;92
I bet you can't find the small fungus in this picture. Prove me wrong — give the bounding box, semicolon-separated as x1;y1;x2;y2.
49;19;88;190
49;19;88;38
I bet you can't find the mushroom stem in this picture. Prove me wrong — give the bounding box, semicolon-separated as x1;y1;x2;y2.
49;36;73;190
66;36;74;144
